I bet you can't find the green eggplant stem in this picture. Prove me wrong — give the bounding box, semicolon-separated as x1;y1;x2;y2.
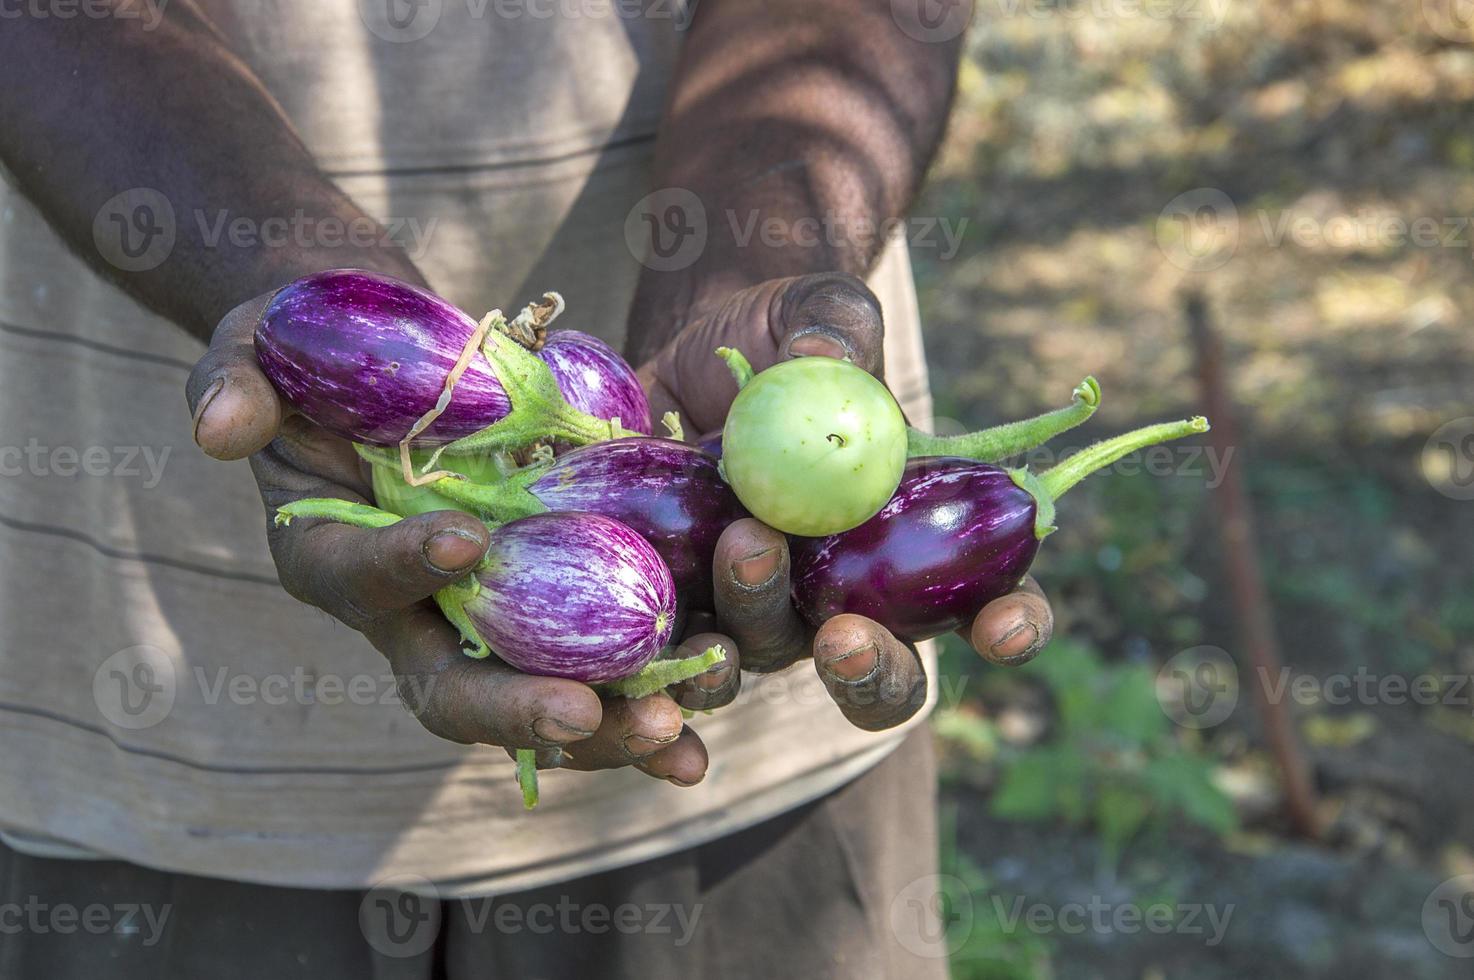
1037;416;1210;500
597;646;727;701
1006;415;1209;541
906;376;1101;462
356;442;551;525
715;347;755;389
434;576;491;659
516;749;540;810
273;499;402;528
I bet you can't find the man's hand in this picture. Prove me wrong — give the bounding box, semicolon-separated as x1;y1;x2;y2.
186;294;712;787
637;273;1057;731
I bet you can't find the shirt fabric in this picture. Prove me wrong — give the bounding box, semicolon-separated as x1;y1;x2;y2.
0;0;935;895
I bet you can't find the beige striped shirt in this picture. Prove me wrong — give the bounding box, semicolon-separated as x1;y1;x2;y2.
0;0;935;893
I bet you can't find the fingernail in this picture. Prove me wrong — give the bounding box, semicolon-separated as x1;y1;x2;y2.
822;642;880;683
425;528;486;572
623;730;680;758
990;622;1040;662
532;717;595;744
693;659;731;691
665;774;702;788
733;548;780;588
190;377;226;446
785;330;849;360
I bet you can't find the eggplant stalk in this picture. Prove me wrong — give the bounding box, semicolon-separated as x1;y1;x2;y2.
905;377;1101;462
1009;415;1211;539
715;346;755;388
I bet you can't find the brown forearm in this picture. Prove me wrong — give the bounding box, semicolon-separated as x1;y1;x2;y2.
624;0;962;362
0;1;424;342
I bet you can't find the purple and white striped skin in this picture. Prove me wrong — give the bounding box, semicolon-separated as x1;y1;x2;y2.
255;269;511;446
465;512;677;683
526;438;748;608
255;271;652;446
790;457;1040;643
539;330;653;435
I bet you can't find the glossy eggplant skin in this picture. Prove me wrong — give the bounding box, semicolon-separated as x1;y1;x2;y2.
540;330;653;435
527;438;748;609
790;457;1039;642
466;512;676;683
256;270;510;445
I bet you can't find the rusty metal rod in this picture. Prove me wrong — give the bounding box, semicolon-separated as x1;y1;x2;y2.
1185;290;1321;839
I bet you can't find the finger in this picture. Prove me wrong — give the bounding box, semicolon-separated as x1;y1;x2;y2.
555;693;689;772
187;292;290;460
771;271;885;377
271;507;491;630
712;518;810;673
371;605;602;749
668;632;741;711
813;613;927;732
510;724;709;785
964;576;1054;667
634;726;709;787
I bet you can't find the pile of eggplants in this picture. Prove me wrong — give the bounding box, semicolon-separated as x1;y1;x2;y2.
250;269;1210;807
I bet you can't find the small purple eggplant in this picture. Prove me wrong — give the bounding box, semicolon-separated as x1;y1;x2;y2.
255;270;647;447
792;417;1210;642
525;438;747;607
540;330;653;435
791;458;1038;641
256;269;509;445
465;512;676;683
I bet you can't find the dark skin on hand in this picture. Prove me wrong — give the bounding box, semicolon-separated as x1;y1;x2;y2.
0;0;1053;789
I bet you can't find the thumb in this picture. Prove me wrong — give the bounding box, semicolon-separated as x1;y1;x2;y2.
644;272;887;434
770;271;886;379
186;292;290;460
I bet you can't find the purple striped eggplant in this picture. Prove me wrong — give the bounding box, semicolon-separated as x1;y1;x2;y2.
540;330;652;435
524;438;747;607
256;270;509;445
792;417;1210;642
255;269;647;446
465;512;676;683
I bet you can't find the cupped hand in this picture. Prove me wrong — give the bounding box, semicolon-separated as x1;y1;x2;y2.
636;273;1056;731
186;292;709;787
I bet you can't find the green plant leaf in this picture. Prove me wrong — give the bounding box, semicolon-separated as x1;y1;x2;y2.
1141;754;1237;835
